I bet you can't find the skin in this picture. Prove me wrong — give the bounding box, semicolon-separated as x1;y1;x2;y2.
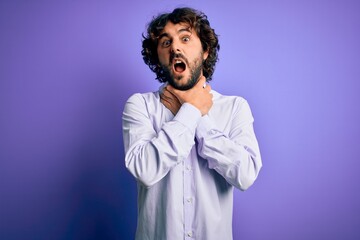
158;22;213;116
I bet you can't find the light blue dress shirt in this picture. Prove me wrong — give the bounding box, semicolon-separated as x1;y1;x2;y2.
122;86;262;240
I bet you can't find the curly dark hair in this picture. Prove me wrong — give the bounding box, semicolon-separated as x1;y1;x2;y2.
141;7;220;83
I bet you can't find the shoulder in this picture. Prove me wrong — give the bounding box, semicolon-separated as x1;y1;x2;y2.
124;91;160;107
123;90;164;118
125;91;158;103
211;90;254;122
212;90;249;108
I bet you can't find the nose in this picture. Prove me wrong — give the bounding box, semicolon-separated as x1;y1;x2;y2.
170;39;181;53
170;48;180;54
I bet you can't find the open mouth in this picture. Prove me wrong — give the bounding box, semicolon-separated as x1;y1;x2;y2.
173;59;186;73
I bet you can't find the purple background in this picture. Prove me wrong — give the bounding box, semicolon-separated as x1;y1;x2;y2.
1;1;359;239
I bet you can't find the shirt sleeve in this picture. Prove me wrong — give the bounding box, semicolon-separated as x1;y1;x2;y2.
122;93;202;188
195;98;262;191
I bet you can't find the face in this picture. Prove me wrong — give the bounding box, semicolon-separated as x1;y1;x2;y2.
157;22;209;90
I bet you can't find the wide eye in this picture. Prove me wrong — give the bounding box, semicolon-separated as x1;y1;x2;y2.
182;36;190;42
161;39;171;48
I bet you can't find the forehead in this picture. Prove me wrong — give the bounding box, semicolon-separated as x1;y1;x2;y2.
160;22;195;36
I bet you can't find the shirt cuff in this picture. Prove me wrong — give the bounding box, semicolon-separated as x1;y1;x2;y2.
173;103;202;132
195;115;217;139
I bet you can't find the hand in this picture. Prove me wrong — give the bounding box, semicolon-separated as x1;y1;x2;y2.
160;86;182;115
166;76;213;116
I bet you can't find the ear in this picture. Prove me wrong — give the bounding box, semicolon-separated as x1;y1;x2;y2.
203;50;209;61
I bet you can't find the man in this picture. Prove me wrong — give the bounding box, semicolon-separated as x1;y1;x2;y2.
122;7;262;240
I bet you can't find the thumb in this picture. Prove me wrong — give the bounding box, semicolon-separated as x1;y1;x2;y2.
165;85;182;98
197;76;207;88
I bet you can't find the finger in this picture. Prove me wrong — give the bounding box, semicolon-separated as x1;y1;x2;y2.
165;85;174;94
163;88;176;98
160;92;168;100
166;84;179;93
162;92;179;105
198;76;207;87
165;84;174;92
204;83;211;92
164;89;181;103
160;96;171;106
162;89;175;99
160;93;171;102
166;85;181;98
162;89;171;98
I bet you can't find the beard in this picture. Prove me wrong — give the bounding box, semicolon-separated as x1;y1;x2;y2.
160;53;204;91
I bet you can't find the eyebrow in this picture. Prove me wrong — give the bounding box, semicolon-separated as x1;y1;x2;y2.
158;27;192;40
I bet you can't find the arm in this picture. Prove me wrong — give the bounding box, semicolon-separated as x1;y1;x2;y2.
122;93;201;188
196;99;262;191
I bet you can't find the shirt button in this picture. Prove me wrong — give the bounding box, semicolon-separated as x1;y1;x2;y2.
187;231;193;237
187;197;193;203
208;129;217;135
186;165;191;171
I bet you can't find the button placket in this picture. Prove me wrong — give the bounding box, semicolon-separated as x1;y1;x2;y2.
183;148;196;239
